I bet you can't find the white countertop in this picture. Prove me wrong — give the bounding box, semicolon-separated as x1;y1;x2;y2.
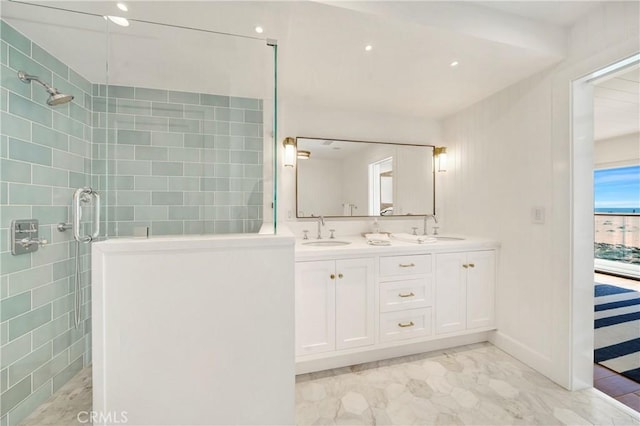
295;234;500;260
93;232;295;253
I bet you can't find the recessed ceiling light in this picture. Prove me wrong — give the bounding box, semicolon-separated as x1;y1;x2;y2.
365;45;373;52
106;16;130;27
255;26;264;34
116;2;128;12
450;61;459;67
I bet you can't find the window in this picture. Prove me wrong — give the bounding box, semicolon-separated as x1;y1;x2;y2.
594;165;640;278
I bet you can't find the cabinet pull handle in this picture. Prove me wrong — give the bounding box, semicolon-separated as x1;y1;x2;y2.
462;264;469;268
399;263;415;268
469;263;475;268
330;274;336;279
398;292;415;298
338;273;343;279
398;321;415;328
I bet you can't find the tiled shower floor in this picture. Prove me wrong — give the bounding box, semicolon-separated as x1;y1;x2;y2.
21;343;639;425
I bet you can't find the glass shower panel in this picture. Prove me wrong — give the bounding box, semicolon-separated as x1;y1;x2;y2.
103;18;276;237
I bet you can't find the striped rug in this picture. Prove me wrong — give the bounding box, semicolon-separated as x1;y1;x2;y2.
594;284;640;382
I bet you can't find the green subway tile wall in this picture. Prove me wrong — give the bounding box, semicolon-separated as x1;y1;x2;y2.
1;18;265;425
0;20;92;425
96;84;263;237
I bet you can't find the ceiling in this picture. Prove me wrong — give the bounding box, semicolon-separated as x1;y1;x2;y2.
474;1;600;26
594;66;640;141
2;0;626;124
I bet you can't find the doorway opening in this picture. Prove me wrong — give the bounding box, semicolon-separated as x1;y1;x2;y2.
573;53;640;411
368;157;393;216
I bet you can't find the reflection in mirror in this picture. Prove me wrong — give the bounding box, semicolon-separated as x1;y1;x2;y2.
296;137;435;218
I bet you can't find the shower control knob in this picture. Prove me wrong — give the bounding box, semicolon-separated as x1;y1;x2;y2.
20;238;48;249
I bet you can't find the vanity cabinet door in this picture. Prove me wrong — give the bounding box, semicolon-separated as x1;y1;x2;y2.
466;251;496;330
335;258;375;350
295;260;336;356
435;250;496;335
435;252;467;334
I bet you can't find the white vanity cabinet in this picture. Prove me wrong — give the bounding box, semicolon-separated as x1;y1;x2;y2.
435;250;496;334
378;254;433;342
295;257;375;356
295;238;498;374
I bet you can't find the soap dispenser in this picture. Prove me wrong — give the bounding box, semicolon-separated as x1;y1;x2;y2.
372;218;380;234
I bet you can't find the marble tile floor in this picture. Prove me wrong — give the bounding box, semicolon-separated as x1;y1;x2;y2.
20;343;640;425
20;367;91;426
295;343;640;425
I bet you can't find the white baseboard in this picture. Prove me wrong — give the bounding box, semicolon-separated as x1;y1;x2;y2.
296;331;492;375
490;330;569;389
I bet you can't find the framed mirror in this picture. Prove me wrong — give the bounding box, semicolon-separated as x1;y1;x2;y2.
296;137;435;218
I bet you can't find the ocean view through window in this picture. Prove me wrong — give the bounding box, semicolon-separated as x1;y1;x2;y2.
594;165;640;279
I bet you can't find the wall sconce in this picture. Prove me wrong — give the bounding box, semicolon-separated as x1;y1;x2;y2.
297;150;311;160
434;147;447;172
283;137;296;167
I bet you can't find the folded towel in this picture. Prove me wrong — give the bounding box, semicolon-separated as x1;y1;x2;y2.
391;233;437;244
364;233;390;241
364;233;391;246
367;240;391;246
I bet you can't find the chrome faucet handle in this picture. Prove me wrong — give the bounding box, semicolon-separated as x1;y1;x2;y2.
411;227;418;236
20;237;48;248
302;230;309;240
423;214;437;235
329;229;336;239
432;226;440;236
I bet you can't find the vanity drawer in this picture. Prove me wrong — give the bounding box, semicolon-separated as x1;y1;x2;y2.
379;278;432;312
379;308;432;343
379;254;431;276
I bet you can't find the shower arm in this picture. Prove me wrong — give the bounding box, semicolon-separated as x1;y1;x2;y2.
18;71;55;94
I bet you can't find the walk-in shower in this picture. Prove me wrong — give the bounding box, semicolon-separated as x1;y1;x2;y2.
1;2;277;423
18;69;74;105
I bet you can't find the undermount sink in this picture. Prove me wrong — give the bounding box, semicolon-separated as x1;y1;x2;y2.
302;240;352;247
435;236;465;241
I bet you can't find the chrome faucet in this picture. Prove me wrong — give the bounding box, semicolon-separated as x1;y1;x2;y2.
423;214;438;235
312;215;325;239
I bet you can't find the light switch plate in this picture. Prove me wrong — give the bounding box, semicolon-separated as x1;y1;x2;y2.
531;207;545;224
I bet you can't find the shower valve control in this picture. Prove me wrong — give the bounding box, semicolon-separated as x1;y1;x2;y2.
20;238;48;248
11;219;46;255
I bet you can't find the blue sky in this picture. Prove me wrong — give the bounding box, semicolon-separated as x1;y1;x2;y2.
594;165;640;209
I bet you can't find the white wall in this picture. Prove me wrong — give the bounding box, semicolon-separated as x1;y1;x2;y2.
440;1;639;389
395;146;433;216
92;235;295;425
594;132;640;168
297;158;345;216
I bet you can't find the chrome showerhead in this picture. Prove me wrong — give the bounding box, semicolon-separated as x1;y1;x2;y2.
18;70;74;106
47;92;74;106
